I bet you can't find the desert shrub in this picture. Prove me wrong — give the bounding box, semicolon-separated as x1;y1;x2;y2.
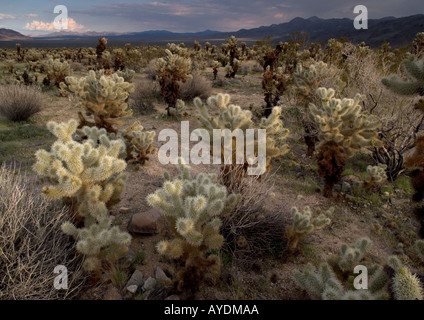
70;62;84;72
0;165;85;299
145;58;159;80
178;71;212;101
239;60;263;75
0;85;43;121
220;170;288;259
130;79;160;114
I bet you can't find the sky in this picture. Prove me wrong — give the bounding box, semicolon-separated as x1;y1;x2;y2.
0;0;423;35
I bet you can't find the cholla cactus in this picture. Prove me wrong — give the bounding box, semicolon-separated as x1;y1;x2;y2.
285;206;332;255
122;121;156;166
335;237;373;273
43;58;71;87
147;161;240;295
116;69;135;83
412;32;424;58
382;57;424;111
262;65;285;117
293;238;388;300
212;60;221;80
62;70;134;133
33;119;131;272
96;37;108;69
309;88;381;197
392;268;423;300
415;240;424;262
195;93;289;187
363;164;387;191
155;49;192;116
224;36;240;78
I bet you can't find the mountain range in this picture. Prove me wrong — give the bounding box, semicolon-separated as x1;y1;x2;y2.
0;14;423;47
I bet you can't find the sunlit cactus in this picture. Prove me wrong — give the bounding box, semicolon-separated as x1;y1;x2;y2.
43;58;71;87
285;206;332;255
33;119;131;273
195;93;289;187
61;70;134;133
309;87;381;197
147;160;241;296
363;164;387;191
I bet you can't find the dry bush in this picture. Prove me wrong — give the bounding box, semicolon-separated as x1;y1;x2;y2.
343;48;423;180
0;164;85;300
0;85;43;121
178;71;212;101
220;168;288;260
130;79;160;114
70;62;84;72
144;58;159;80
239;60;263;75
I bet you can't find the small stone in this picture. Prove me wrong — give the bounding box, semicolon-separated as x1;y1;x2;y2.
296;194;304;200
119;207;130;213
143;277;157;292
126;285;138;294
118;249;136;269
165;295;180;301
125;270;144;288
155;267;171;286
127;208;166;235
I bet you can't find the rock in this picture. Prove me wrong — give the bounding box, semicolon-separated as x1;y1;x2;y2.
119;207;130;213
125;270;145;288
118;249;136;269
103;285;122;300
165;295;180;301
127;208;166;235
342;175;362;188
155;267;171;286
143;277;157;292
126;285;138;294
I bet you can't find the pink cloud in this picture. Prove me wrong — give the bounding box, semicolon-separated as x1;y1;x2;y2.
24;17;87;32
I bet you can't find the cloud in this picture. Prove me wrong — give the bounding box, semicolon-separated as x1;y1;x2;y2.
23;17;87;32
0;13;18;20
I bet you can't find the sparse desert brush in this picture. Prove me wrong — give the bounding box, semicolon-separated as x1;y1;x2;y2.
178;71;212;101
130;79;160;114
219;170;288;259
0;164;85;299
70;61;85;72
239;60;263;75
0;85;43;121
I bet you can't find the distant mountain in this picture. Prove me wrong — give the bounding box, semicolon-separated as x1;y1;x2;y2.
0;28;31;41
1;14;422;47
222;14;424;47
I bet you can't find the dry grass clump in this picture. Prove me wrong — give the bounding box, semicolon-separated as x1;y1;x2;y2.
178;71;212;101
0;164;85;300
220;168;288;260
0;85;43;121
239;60;263;75
130;79;161;114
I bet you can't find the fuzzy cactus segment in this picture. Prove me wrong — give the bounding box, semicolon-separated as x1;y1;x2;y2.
392;268;423;300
